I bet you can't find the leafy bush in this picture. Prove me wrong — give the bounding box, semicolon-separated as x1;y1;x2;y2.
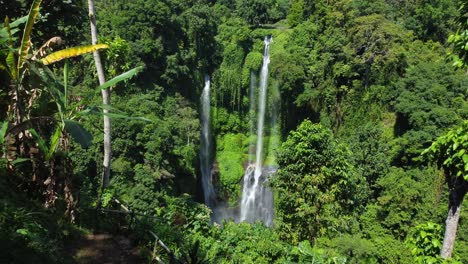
194;221;289;263
0;197;77;263
286;240;347;264
405;222;463;264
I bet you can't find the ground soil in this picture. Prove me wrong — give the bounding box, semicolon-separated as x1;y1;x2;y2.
67;233;143;264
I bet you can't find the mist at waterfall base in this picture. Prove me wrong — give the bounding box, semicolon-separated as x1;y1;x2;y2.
200;37;278;226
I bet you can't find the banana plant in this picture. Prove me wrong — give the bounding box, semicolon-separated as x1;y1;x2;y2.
0;0;121;149
1;0;145;188
15;61;142;213
0;0;142;215
0;0;109;125
27;62;143;212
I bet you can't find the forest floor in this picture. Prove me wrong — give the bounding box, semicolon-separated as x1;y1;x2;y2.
67;233;142;264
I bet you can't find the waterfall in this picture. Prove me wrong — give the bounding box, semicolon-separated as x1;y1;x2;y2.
240;36;274;226
200;75;215;207
248;70;257;163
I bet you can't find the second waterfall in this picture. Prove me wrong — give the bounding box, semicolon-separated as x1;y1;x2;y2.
200;76;216;208
239;36;274;226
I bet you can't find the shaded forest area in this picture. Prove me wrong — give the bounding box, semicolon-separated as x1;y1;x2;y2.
0;0;467;263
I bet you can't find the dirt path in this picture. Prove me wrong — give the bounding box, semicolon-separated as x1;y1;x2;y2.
70;233;142;264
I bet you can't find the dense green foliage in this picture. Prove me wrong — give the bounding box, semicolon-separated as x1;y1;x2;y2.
1;0;467;263
272;120;365;243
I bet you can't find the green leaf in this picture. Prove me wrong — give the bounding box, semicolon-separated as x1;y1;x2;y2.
101;191;114;207
0;63;7;72
457;149;466;157
29;128;48;156
2;17;12;46
11;158;30;165
448;34;455;43
64;120;93;148
8;28;20;37
103;112;151;122
420;231;427;238
0;29;8;39
6;51;17;80
432;239;441;248
0;121;8;144
89;105;151;122
17;0;42;72
28;63;66;111
16;228;29;236
9;16;28;28
2;17;13;46
97;66;143;91
64;60;69;109
46;126;62;160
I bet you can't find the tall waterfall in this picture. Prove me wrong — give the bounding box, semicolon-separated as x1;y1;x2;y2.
200;75;215;207
240;36;274;226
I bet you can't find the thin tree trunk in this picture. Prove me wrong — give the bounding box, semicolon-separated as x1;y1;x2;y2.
440;178;467;258
87;0;111;188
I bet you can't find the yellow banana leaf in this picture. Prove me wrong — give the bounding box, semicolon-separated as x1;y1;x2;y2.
41;44;108;65
17;0;42;73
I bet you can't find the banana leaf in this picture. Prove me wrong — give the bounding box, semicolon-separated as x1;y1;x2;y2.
64;120;93;148
41;44;108;65
29;128;48;157
0;121;8;145
17;0;42;73
98;66;143;91
10;16;28;28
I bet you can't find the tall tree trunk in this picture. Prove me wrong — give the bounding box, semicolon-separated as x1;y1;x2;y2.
440;177;467;258
87;0;110;188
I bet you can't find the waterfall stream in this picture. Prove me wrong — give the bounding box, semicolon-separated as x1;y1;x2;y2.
239;36;274;226
200;75;215;207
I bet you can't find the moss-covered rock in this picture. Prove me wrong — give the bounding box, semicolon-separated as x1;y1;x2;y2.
215;133;249;205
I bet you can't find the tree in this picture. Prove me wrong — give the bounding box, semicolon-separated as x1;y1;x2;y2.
407;0;457;43
423;121;468;258
235;0;272;25
420;4;468;257
287;0;305;27
272;120;366;243
376;168;442;239
448;2;468;69
87;0;110;188
348;14;407;90
394;57;466;165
